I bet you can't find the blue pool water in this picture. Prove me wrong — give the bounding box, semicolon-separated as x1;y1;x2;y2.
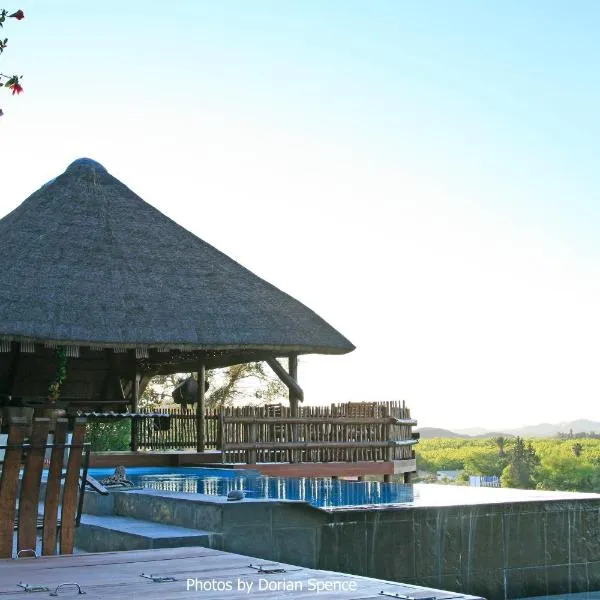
87;467;414;509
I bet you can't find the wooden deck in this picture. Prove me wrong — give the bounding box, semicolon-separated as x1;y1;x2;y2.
0;546;478;599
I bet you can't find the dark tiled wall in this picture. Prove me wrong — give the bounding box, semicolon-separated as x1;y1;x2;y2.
319;500;600;600
108;489;600;600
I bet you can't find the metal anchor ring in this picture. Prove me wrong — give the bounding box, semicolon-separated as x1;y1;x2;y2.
49;582;86;596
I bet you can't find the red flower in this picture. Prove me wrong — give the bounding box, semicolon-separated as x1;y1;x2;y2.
9;10;24;20
6;76;23;95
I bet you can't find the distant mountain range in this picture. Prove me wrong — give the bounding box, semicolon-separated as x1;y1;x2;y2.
417;419;600;439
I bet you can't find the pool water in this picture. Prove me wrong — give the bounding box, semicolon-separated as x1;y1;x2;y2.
87;467;414;509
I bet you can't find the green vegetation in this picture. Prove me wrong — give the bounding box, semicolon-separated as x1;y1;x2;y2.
141;363;287;410
86;421;131;451
416;437;600;492
85;363;288;451
500;437;538;488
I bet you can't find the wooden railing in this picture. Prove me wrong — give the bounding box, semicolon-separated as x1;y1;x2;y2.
220;401;417;464
135;400;417;464
328;400;416;460
136;407;220;450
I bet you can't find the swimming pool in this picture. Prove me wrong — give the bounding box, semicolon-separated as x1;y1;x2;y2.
87;467;414;509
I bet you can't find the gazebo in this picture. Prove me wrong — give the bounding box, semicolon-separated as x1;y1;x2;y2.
0;158;418;480
0;158;354;434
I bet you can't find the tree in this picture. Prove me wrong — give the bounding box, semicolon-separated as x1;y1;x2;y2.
0;8;24;117
464;450;508;478
493;436;507;457
140;373;182;409
500;437;539;489
536;450;600;492
141;362;288;410
206;362;287;409
86;421;131;451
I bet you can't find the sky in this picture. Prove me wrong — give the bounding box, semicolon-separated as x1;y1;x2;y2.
2;1;600;429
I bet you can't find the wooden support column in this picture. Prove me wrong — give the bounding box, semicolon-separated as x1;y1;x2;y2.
0;342;20;399
265;354;302;462
99;349;113;401
288;354;299;463
130;371;139;452
288;353;299;418
265;357;303;401
196;364;206;453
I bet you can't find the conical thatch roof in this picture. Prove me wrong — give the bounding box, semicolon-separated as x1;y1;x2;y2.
0;158;354;357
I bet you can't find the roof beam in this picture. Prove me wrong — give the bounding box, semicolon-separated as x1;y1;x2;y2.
266;356;303;402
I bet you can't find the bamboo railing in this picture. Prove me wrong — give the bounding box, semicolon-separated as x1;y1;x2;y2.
136;407;220;450
220;401;417;464
135;400;417;464
328;400;416;461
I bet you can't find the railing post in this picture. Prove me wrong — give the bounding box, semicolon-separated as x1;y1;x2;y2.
216;410;223;450
248;418;257;464
219;410;226;464
130;371;139;452
289;354;299;463
196;363;206;453
383;405;393;462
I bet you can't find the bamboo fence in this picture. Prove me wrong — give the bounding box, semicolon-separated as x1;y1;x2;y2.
136;401;417;464
136;407;220;450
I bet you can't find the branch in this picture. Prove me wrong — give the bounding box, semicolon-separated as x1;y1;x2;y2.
0;8;25;117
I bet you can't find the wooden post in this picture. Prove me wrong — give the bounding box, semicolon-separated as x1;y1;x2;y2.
0;341;20;399
216;409;223;450
219;411;226;463
383;405;393;463
248;419;257;464
289;354;298;463
196;364;206;453
265;357;303;401
130;371;139;452
288;354;299;417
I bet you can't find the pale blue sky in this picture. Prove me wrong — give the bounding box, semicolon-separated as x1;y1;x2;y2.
2;1;600;428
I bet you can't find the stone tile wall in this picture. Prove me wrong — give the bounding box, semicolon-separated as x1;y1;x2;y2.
94;488;600;599
319;500;600;600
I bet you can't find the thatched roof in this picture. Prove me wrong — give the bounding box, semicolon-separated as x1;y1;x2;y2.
0;158;354;358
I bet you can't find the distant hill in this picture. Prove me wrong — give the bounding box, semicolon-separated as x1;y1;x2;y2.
416;427;467;439
470;431;515;439
421;419;600;439
453;427;489;436
507;419;600;437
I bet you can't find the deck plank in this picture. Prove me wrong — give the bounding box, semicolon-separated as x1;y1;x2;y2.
0;420;27;558
42;418;68;555
0;555;304;588
0;546;476;600
17;419;50;555
59;418;86;553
